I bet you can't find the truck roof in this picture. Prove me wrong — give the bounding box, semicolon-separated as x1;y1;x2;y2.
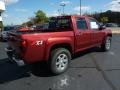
51;15;89;18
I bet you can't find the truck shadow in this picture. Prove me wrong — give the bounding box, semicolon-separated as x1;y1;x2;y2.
30;62;54;77
0;58;30;84
0;59;54;84
0;47;103;84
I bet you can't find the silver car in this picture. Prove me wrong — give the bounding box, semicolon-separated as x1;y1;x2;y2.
1;26;14;40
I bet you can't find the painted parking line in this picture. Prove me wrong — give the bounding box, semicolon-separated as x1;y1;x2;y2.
109;51;115;56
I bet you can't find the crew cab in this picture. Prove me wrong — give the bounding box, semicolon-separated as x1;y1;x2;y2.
6;15;112;75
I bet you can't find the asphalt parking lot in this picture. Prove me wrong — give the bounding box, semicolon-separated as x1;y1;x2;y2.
0;34;120;90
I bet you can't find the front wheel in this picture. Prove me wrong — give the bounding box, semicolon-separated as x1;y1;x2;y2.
101;37;111;51
49;48;71;75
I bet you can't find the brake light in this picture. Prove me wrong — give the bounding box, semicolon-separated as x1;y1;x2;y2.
21;40;27;48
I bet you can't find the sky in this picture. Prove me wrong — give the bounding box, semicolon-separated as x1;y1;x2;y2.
0;0;120;25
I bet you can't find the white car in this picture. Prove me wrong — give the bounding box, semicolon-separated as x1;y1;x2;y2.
1;30;8;40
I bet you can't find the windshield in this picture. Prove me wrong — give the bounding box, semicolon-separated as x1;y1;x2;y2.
49;17;72;30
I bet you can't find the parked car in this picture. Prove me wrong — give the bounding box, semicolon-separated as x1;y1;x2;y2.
34;23;49;30
1;26;15;40
105;23;119;27
6;15;112;75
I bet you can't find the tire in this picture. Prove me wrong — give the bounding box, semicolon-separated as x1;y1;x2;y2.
1;35;3;41
101;36;111;51
49;48;71;75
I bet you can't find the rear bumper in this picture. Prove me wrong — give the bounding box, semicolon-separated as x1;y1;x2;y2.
5;47;25;66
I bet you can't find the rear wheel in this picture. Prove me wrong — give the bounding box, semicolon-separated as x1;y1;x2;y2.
101;36;111;51
50;48;71;75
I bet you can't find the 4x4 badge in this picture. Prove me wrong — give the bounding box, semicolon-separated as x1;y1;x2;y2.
36;41;43;45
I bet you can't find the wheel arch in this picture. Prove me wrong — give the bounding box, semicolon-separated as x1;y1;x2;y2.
45;43;73;61
50;43;73;54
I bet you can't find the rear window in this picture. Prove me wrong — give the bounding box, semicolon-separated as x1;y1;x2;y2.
49;17;72;30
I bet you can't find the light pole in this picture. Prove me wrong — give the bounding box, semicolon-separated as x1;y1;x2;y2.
58;9;61;16
60;3;66;15
80;0;82;15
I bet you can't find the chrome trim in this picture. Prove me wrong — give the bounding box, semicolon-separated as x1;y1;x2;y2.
12;57;25;66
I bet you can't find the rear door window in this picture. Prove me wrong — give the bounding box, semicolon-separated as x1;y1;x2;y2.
76;18;88;30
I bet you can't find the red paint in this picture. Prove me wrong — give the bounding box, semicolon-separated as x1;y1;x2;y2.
18;27;30;31
7;15;112;64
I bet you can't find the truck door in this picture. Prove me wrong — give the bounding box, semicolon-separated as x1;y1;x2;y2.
75;17;92;52
88;18;105;45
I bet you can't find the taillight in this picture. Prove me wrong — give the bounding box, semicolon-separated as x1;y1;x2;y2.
21;40;27;48
21;40;28;52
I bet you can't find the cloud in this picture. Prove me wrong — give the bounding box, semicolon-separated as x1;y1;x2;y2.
15;9;28;12
74;6;91;12
60;1;71;5
1;0;19;5
105;0;120;12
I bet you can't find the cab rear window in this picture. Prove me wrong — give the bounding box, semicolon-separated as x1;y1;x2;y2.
76;18;88;30
49;17;72;30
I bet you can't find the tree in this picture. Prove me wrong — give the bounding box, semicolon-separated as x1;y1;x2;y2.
22;10;49;27
34;10;49;24
89;11;120;24
22;21;33;27
26;21;33;27
100;16;109;24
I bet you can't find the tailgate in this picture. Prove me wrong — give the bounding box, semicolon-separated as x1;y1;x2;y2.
7;32;24;54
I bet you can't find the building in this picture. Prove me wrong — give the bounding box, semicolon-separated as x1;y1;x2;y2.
0;1;5;21
0;1;5;30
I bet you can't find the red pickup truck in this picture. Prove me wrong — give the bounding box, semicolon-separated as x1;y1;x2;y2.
6;15;112;75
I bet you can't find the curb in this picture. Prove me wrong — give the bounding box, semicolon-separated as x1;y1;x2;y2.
112;30;120;34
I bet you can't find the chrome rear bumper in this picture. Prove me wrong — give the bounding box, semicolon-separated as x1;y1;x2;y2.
5;47;25;66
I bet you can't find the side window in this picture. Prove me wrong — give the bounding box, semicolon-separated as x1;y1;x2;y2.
89;18;100;30
76;18;88;30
